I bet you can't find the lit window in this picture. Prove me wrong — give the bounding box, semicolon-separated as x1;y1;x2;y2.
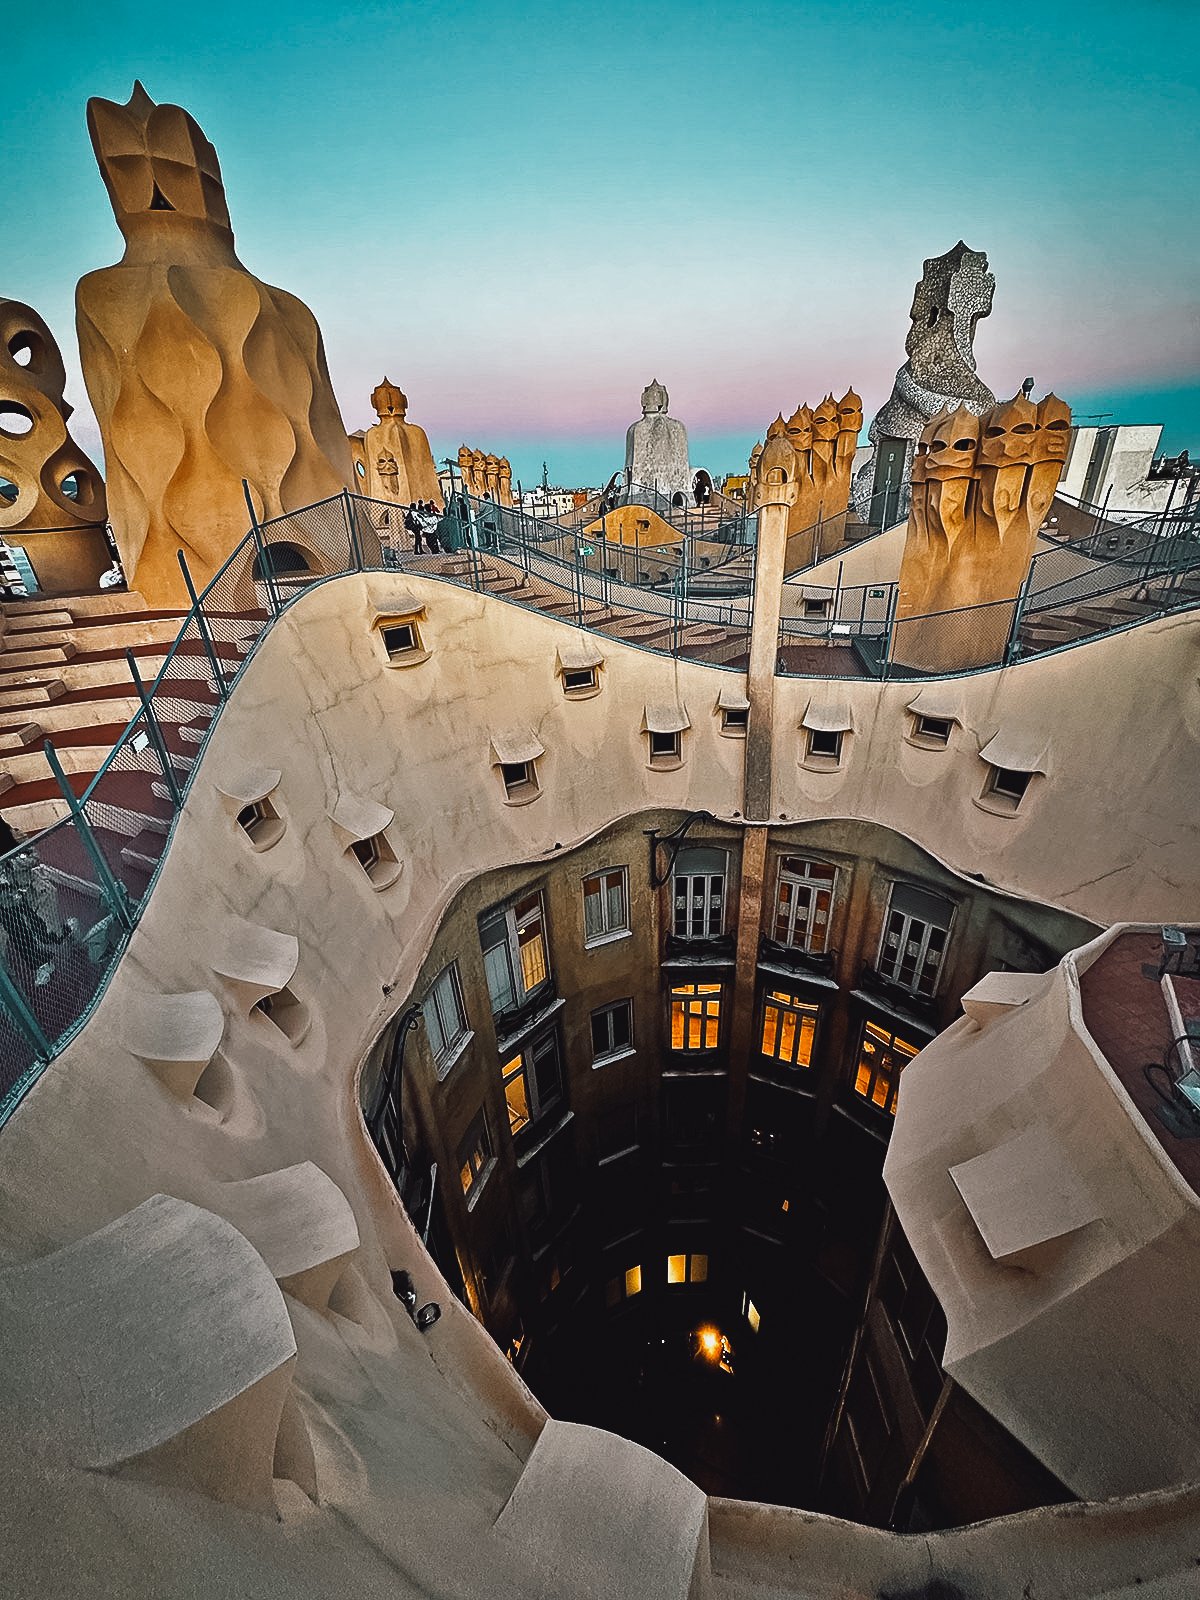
877;884;953;997
672;846;726;940
741;1291;761;1332
773;856;837;953
605;1264;643;1308
914;714;952;745
666;1251;708;1285
425;962;469;1073
501;1029;562;1137
457;1112;493;1202
479;892;550;1020
625;1264;642;1296
853;1021;920;1116
806;727;842;762
670;983;722;1052
760;990;818;1067
591;999;633;1064
582;867;629;945
986;765;1031;806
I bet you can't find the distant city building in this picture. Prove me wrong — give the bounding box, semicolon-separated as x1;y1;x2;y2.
1058;424;1198;516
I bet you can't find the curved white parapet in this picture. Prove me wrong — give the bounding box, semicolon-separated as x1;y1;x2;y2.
0;1194;297;1510
217;1162;360;1312
120;989;225;1098
494;1418;709;1600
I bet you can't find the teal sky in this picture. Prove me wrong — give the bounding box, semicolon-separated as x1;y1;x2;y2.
6;0;1199;487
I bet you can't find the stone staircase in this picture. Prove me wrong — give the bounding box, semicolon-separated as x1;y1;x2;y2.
0;592;264;893
439;553;745;664
1017;565;1200;655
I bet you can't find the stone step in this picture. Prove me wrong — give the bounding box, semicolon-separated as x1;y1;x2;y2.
119;844;160;873
0;744;115;785
1;590;153;618
0;723;43;753
3;608;74;633
0;643;77;670
0;695;138;734
0;679;65;708
0;797;71;834
10;616;185;654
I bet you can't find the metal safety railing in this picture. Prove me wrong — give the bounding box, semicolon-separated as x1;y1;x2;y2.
1;486;1198;1116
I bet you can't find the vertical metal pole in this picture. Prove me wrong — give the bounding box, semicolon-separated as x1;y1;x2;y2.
177;552;228;701
125;651;184;810
342;488;363;572
44;740;136;931
243;480;282;617
1004;562;1034;666
0;959;53;1062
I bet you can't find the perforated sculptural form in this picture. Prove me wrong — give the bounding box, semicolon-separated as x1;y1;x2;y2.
359;380;441;508
889;391;1072;671
624;379;690;500
854;242;997;525
0;299;110;593
76;83;353;608
747;388;862;570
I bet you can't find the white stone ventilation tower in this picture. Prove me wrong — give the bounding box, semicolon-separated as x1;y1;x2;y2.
624;379;691;499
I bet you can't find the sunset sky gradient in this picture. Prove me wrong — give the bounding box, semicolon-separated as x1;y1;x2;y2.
6;0;1198;487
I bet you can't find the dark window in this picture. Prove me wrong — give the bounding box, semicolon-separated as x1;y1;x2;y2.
591;999;633;1062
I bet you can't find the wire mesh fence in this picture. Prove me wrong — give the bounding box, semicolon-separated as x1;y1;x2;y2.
2;479;1198;1115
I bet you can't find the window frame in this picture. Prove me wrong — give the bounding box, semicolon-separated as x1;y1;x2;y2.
561;666;598;695
582;866;630;947
480;891;552;1022
501;1027;563;1138
590;998;634;1066
669;982;724;1054
914;713;952;745
759;988;820;1069
853;1020;920;1118
671;846;727;941
876;885;954;998
806;726;843;763
772;855;837;954
500;758;540;804
648;728;681;766
666;1250;709;1285
987;764;1031;806
457;1110;495;1207
425;961;471;1077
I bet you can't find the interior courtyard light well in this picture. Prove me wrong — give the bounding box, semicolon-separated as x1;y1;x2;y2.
0;4;1198;1597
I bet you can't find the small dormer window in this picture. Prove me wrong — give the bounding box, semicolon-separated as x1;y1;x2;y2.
329;794;403;889
643;704;689;769
236;797;282;848
490;730;546;805
987;766;1031;805
382;621;419;657
351;830;399;886
722;706;748;735
373;595;429;667
806;727;842;762
916;714;951;744
556;646;604;700
501;760;539;801
217;768;285;851
253;984;309;1044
